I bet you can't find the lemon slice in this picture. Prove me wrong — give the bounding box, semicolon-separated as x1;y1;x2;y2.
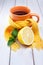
18;26;34;45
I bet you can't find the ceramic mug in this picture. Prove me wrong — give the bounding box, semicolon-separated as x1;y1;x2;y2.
10;6;39;22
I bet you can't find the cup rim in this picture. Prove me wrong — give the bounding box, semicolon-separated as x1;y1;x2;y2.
10;6;31;17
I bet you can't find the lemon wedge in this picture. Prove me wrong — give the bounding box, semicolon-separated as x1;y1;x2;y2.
18;26;34;45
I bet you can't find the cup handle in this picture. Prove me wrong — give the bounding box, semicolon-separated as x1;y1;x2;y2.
29;13;39;23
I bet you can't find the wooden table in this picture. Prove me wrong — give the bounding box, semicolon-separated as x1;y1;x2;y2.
0;0;43;65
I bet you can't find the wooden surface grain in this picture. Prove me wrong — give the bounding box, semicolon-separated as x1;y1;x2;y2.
0;0;43;65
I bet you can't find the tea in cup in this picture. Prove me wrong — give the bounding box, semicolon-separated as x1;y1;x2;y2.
10;6;39;22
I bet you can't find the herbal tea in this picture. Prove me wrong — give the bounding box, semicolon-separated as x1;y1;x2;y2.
13;11;27;15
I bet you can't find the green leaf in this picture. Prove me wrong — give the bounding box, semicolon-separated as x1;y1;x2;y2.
11;29;18;38
7;29;18;46
8;37;15;46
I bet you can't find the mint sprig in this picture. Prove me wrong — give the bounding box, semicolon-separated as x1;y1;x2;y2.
8;29;18;46
11;29;18;38
8;37;15;46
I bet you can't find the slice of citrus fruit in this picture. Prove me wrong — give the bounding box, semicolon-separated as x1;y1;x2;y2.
18;26;34;45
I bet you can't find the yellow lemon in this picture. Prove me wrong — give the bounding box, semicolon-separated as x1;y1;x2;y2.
18;26;34;45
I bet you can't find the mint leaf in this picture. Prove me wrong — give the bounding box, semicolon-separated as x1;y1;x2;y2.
7;29;18;46
11;29;18;38
8;37;15;46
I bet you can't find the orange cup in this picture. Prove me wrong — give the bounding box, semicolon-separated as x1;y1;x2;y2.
10;6;39;22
